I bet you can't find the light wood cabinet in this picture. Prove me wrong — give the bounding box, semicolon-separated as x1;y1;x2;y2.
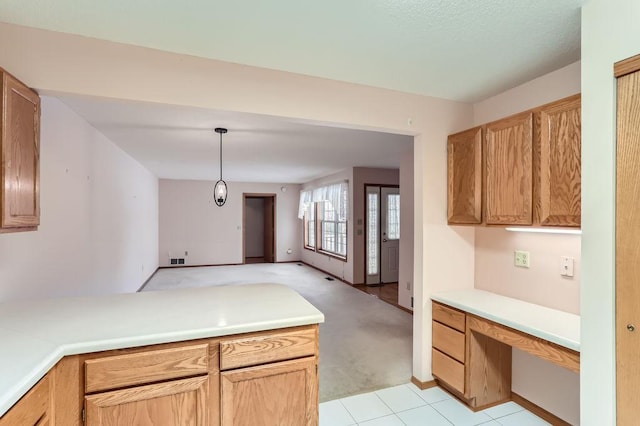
447;94;581;228
1;68;40;232
1;324;320;426
0;374;51;426
447;127;482;224
85;376;209;426
221;357;318;426
484;112;534;225
535;94;581;226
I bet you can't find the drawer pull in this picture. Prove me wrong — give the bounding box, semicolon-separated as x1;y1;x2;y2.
627;324;635;332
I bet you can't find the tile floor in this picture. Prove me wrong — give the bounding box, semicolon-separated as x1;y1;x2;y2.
320;383;551;426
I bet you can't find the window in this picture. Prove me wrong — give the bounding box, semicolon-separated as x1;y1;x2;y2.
367;192;379;275
304;204;315;250
299;182;348;259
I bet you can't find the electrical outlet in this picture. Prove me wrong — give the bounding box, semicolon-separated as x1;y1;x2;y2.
560;256;574;277
514;250;530;268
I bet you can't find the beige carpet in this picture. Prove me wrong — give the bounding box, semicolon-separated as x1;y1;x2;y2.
143;263;413;402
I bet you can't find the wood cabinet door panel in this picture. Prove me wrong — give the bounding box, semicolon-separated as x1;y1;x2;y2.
2;72;40;228
484;112;533;225
432;321;465;363
85;376;208;426
221;357;317;426
447;127;482;224
432;349;464;394
538;95;581;226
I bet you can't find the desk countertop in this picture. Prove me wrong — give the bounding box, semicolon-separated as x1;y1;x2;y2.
0;283;324;417
431;289;579;352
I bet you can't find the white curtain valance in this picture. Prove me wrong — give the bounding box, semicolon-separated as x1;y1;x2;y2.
297;181;349;220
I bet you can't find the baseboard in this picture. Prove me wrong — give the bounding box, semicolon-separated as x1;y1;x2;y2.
511;392;571;426
410;377;437;390
158;262;244;269
137;267;159;292
299;261;354;285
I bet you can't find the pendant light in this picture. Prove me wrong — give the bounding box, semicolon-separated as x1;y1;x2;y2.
214;127;228;206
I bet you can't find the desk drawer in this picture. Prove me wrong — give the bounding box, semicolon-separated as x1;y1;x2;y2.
432;321;465;362
433;302;465;332
85;344;209;393
220;326;316;370
432;348;464;394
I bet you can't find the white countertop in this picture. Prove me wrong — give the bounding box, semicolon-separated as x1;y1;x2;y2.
431;289;579;352
0;283;324;417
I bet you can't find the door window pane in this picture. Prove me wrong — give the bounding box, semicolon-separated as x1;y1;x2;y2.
387;194;400;240
367;192;378;275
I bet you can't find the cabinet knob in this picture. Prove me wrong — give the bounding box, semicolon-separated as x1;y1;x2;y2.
627;324;636;332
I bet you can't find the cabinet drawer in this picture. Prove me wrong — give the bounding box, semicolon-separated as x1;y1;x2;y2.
433;302;466;332
432;348;465;394
85;344;209;393
220;326;316;370
432;321;465;363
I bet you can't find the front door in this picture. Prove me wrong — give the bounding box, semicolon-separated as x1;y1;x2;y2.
365;186;400;285
381;187;400;283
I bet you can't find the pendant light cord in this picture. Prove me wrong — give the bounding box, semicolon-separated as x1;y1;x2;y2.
219;131;223;180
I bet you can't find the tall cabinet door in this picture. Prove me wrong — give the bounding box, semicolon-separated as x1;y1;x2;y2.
537;94;581;226
447;127;482;224
616;56;640;426
220;357;317;426
1;71;40;228
85;376;209;426
484;112;533;225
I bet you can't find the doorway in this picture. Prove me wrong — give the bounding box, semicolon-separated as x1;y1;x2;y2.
243;194;276;264
365;185;400;285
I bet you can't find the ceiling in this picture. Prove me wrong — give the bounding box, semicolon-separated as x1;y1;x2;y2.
0;1;582;184
56;94;412;183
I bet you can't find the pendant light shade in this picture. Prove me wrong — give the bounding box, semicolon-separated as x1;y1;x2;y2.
214;127;228;207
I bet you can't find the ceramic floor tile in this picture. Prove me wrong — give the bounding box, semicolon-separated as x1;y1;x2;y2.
481;401;524;419
396;404;453;426
319;400;357;426
340;392;393;423
432;398;493;426
410;385;453;404
496;410;551;426
357;414;406;426
375;384;427;412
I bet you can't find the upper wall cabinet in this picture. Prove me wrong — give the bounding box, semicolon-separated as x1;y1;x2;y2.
447;127;482;224
484;111;533;225
535;94;581;227
1;68;41;232
447;94;581;228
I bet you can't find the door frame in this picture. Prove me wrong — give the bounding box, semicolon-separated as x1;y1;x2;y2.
242;193;277;264
363;183;400;285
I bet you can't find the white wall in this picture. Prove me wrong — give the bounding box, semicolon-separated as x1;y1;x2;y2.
244;198;265;258
0;21;475;383
0;97;158;301
159;180;301;266
399;147;414;310
472;60;581;425
581;1;640;423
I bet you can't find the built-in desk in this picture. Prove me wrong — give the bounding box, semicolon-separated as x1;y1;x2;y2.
430;289;580;412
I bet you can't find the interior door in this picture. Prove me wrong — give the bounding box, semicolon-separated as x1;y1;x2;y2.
263;196;275;263
381;187;400;283
616;58;640;425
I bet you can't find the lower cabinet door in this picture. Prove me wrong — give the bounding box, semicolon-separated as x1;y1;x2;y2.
85;375;209;426
221;357;318;426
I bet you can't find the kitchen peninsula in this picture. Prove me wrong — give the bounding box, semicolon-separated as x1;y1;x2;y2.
0;283;324;425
